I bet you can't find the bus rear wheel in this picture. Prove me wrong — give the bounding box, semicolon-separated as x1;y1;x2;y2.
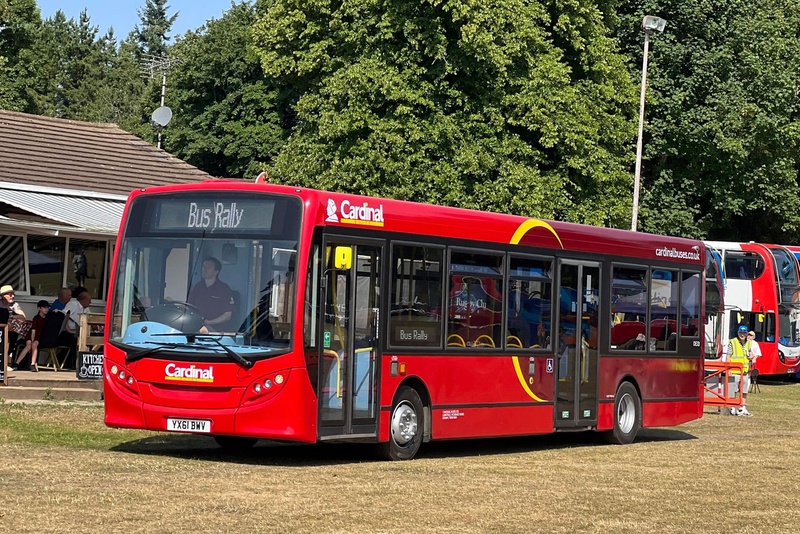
213;435;259;451
603;381;641;445
378;386;424;461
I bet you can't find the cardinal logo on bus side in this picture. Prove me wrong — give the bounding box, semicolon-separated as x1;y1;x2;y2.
326;198;385;227
326;199;339;222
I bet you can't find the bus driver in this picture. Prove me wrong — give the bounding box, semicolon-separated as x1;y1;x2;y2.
188;257;235;331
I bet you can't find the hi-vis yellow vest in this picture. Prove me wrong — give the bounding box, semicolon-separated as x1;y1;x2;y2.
729;338;752;375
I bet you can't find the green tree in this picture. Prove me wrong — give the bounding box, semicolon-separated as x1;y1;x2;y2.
252;0;638;226
0;0;42;111
11;8;146;127
166;1;285;177
618;0;800;242
134;0;178;57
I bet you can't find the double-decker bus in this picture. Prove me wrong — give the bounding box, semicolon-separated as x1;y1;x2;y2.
104;181;720;460
705;241;800;375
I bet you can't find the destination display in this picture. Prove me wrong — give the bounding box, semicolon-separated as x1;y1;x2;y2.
154;199;275;232
390;322;441;347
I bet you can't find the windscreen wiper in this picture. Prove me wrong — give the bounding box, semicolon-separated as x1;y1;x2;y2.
125;342;193;363
124;332;253;369
196;334;253;369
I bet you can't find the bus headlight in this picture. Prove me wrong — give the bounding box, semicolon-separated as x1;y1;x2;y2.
243;370;290;406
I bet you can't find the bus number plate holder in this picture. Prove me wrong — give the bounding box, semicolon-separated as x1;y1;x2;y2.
167;418;212;433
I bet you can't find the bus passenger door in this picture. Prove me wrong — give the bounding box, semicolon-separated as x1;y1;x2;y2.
318;238;383;439
554;261;600;430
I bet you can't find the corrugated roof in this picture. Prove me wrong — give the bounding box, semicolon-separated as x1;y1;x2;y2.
0;110;215;197
0;188;124;234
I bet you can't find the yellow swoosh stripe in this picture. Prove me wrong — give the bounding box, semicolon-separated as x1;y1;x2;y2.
509;219;564;402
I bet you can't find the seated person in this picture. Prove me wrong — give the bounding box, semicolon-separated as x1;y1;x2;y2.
51;287;72;311
56;290;92;368
12;300;50;372
188;257;235;331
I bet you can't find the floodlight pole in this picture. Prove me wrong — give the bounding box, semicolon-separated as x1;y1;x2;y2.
631;32;650;232
631;16;666;232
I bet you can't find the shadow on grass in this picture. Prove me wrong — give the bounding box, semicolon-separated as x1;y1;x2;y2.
757;376;799;386
110;427;697;466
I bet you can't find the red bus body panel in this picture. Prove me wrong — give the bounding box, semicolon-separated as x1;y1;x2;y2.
105;181;707;447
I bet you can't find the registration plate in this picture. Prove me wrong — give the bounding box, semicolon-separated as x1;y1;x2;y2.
166;418;212;433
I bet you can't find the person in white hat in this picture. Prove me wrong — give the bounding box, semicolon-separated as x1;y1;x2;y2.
1;285;27;375
0;285;26;320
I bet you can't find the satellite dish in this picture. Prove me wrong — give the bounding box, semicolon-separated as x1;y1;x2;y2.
151;106;173;127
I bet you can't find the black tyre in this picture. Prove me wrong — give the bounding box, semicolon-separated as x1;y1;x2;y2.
213;435;259;451
603;381;641;445
378;386;424;461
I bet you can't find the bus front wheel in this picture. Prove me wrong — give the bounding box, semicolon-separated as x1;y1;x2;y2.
604;381;641;445
213;435;259;451
379;386;424;461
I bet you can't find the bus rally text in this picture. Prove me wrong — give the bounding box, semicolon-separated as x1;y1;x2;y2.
187;202;243;229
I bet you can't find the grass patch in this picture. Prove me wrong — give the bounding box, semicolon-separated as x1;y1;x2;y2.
1;382;800;533
0;403;150;450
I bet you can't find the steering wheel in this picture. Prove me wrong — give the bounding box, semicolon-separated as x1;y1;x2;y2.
143;301;205;332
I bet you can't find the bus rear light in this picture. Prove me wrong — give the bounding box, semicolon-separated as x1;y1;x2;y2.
264;379;273;389
275;374;284;384
254;383;262;393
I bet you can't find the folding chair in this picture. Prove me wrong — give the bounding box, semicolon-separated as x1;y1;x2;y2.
749;368;761;393
36;311;70;372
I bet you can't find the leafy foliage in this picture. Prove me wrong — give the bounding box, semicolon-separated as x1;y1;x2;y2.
618;0;800;241
0;0;42;111
166;1;286;178
134;0;178;58
252;0;638;226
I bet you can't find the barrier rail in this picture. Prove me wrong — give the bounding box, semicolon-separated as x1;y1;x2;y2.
703;360;744;407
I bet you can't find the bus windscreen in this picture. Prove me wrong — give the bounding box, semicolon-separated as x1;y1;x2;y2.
109;192;302;360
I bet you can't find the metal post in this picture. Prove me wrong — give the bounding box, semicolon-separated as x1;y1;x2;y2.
631;31;650;232
157;71;167;150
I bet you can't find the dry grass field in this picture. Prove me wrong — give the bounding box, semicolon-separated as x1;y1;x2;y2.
2;382;800;533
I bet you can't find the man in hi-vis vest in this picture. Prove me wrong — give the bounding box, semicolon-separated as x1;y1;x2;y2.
724;324;753;416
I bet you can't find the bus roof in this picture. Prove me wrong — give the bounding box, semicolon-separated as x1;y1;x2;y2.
127;180;704;265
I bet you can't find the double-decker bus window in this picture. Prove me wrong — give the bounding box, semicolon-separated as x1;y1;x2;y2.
725;251;764;279
651;270;679;351
448;250;503;348
777;305;800;349
771;248;799;286
507;256;553;349
389;244;443;348
729;310;775;343
610;266;648;350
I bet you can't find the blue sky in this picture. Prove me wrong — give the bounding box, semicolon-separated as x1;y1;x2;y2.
37;1;235;39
